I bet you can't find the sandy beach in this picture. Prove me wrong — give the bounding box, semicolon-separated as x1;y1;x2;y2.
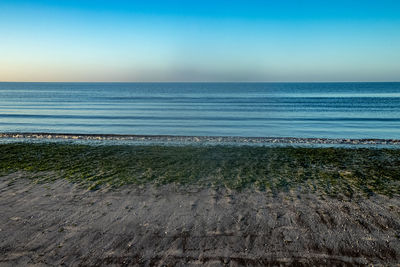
0;173;399;266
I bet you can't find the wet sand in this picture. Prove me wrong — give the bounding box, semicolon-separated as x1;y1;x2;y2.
1;173;399;266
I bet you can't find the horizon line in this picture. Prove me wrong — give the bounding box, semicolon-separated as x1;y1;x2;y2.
1;81;400;83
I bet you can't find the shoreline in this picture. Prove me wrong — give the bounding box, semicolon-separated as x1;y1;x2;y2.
1;132;400;146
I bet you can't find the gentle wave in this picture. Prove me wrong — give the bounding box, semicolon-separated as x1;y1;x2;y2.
1;113;400;122
1;82;400;139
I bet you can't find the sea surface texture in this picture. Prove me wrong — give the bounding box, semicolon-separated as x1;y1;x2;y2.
0;82;399;139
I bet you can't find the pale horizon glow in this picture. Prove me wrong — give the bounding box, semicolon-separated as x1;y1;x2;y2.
1;0;400;82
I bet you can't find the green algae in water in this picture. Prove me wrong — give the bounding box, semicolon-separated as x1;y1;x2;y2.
0;143;399;197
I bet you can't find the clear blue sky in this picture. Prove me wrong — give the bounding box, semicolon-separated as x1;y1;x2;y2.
1;0;399;82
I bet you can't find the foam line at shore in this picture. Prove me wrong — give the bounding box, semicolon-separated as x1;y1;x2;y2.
1;132;400;146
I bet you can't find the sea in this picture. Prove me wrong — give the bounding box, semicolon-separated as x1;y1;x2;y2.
1;82;399;139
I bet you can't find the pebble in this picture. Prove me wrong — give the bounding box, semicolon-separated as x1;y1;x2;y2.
1;133;400;146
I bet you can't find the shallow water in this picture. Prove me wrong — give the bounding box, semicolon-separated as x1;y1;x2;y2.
1;82;400;139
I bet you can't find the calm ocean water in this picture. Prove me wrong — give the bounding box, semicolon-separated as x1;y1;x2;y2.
0;82;399;139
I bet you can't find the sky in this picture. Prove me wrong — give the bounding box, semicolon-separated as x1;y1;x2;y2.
1;0;400;82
